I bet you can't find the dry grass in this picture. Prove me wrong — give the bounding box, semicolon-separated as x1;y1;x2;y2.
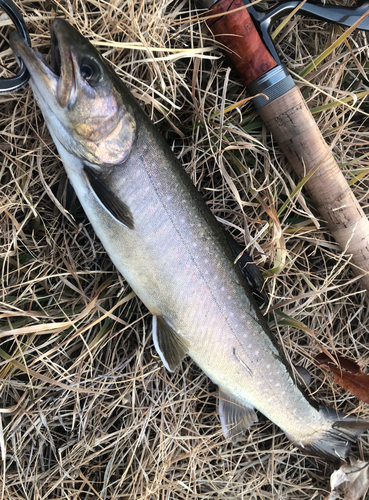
1;0;369;498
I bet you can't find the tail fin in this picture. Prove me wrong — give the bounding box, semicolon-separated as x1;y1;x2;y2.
298;407;369;462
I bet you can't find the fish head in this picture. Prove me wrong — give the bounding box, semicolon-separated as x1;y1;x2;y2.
10;19;136;167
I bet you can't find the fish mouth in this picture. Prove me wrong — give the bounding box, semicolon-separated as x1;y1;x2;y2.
50;25;62;77
9;19;76;108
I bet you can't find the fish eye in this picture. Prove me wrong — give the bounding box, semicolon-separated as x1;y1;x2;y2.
80;58;102;85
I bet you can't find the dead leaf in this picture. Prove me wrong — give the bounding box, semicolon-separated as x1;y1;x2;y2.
327;459;369;500
316;353;369;404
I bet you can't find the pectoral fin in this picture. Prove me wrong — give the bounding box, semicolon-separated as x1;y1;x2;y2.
219;388;258;443
84;165;134;229
152;316;189;372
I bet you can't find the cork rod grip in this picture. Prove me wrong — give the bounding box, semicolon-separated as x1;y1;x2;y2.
258;86;369;292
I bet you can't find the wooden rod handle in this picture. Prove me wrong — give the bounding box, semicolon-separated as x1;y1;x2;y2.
258;86;369;293
207;0;277;86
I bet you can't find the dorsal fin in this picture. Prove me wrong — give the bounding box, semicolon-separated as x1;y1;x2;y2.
152;316;189;372
84;165;134;229
224;231;264;293
219;388;258;443
294;364;311;387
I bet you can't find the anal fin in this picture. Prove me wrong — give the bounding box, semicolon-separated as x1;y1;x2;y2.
152;316;189;372
219;388;258;443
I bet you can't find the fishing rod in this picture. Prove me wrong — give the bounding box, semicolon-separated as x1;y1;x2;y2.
199;0;369;296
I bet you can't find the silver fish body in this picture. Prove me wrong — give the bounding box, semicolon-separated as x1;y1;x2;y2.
10;19;367;461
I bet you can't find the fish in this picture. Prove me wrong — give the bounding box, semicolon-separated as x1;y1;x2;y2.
10;19;368;462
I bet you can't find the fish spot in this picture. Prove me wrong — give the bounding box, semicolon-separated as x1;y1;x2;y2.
221;286;225;291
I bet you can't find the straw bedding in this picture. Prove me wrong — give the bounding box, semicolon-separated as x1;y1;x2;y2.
1;0;368;498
